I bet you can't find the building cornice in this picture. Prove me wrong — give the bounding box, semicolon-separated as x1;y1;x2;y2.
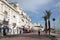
0;0;19;13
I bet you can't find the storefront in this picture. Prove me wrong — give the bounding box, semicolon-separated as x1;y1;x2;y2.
2;25;9;36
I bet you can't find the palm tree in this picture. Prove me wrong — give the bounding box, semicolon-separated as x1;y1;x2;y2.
43;15;47;34
45;10;52;36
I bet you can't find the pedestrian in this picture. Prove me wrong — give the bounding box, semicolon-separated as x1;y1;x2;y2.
38;29;40;35
21;29;23;34
20;29;21;34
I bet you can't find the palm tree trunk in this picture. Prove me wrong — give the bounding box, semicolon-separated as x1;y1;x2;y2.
45;20;47;34
48;19;50;36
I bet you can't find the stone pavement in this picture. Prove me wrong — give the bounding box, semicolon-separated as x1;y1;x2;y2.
49;33;60;40
0;32;57;40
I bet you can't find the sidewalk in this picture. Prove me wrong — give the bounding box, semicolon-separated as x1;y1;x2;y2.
47;32;60;40
0;32;50;40
51;33;60;40
0;32;59;40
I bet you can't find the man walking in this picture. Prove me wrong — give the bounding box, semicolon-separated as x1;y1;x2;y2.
38;29;40;35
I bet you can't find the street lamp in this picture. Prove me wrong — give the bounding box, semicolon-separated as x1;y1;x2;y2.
52;18;56;33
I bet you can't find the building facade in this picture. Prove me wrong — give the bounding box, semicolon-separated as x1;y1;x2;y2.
0;0;32;36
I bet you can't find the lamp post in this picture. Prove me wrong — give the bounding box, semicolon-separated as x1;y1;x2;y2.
52;18;56;33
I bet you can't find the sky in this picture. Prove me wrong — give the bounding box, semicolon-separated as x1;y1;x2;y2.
7;0;60;29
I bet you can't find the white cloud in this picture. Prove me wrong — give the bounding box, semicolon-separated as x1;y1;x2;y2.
55;2;60;7
19;0;53;14
7;0;53;14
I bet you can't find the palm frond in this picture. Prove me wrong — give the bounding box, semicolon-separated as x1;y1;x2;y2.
43;15;47;21
45;10;52;19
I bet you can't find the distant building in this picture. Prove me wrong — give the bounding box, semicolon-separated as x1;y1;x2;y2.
32;23;43;31
32;23;40;30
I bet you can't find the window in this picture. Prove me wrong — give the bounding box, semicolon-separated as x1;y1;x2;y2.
22;19;24;22
13;15;15;18
4;11;8;16
0;2;3;9
13;23;16;27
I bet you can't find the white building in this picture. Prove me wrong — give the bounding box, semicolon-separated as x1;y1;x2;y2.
32;23;44;31
0;0;33;36
11;2;33;30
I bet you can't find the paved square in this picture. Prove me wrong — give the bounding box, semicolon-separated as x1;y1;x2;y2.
0;32;50;40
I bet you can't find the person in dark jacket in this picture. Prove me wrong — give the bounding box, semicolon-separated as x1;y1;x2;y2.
38;29;40;35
